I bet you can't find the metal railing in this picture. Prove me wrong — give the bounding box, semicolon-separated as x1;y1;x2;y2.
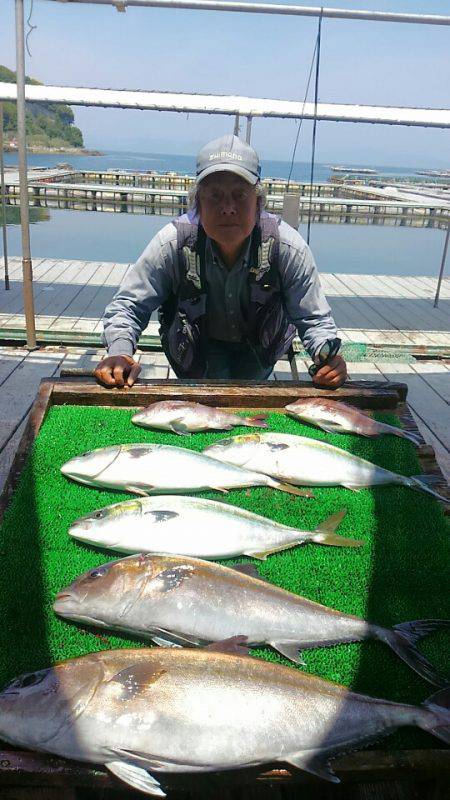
3;0;450;347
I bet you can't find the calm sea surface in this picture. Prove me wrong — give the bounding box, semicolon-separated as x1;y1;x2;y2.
1;150;446;277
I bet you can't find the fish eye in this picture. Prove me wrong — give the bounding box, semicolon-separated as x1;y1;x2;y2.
89;567;108;579
8;672;46;691
93;510;105;520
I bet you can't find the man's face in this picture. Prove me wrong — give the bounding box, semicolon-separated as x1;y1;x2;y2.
197;172;258;251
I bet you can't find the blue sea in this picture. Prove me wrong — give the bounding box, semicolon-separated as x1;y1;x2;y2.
1;150;447;277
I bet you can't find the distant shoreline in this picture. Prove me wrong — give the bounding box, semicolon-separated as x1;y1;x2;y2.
5;145;103;156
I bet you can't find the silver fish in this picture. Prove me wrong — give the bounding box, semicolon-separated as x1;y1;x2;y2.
54;553;449;686
68;497;359;558
0;646;449;797
60;443;312;497
285;398;422;446
204;433;448;502
132;400;267;435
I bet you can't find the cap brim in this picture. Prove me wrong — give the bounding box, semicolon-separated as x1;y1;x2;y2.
196;163;259;186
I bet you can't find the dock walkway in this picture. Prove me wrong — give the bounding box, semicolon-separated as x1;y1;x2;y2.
1;257;449;348
0;347;449;495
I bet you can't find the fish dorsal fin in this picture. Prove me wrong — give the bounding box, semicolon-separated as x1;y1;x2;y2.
205;636;249;655
108;661;167;699
106;761;166;796
280;751;339;783
315;509;347;534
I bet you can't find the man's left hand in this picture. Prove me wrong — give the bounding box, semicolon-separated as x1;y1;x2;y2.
312;355;347;389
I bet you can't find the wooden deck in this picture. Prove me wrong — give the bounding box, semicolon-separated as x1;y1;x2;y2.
1;257;449;347
0;346;448;498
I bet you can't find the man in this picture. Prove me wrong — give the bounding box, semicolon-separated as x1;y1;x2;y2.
95;135;347;388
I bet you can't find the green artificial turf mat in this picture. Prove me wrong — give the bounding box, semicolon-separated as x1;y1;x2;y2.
0;404;448;754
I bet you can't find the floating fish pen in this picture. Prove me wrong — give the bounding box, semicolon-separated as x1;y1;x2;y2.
4;181;449;228
0;379;448;798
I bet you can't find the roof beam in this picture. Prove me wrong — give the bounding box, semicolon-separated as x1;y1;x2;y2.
2;83;450;128
46;0;450;27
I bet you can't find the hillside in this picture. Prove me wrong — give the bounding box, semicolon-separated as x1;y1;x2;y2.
0;64;85;151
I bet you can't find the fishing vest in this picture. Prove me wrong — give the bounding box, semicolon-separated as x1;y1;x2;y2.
158;210;296;378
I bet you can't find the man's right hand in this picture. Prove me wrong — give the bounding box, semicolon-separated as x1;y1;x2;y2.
94;355;141;388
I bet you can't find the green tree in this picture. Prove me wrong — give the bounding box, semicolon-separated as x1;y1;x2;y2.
1;63;84;148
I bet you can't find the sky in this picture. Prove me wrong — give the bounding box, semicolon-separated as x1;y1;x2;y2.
1;0;449;166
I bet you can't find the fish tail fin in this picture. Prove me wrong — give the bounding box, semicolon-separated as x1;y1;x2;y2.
381;619;450;687
394;428;422;447
407;475;449;504
420;687;450;744
267;478;314;498
243;414;268;429
311;509;363;548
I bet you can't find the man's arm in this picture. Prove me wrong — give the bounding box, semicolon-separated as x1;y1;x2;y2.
96;225;177;387
278;224;347;388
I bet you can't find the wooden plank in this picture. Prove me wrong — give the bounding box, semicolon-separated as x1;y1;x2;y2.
0;749;447;790
0;348;27;385
48;378;406;409
138;351;170;380
326;275;416;346
46;262;109;331
409;362;450;405
0;379;54;518
66;262;128;332
28;261;104;328
0;418;27;496
337;273;448;336
377;363;450;459
0;351;64;451
0;260;62;315
372;274;450;330
347;362;386;381
333;274;439;344
410;407;450;483
0;261;81;325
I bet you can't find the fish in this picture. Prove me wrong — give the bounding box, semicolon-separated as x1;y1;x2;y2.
68;497;360;558
132;400;267;435
204;433;449;502
60;443;312;498
0;644;449;797
285;398;422;446
54;553;449;686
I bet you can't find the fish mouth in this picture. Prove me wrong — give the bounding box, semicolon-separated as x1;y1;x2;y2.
53;592;78;615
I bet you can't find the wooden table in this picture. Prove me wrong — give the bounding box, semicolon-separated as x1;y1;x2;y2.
0;378;448;799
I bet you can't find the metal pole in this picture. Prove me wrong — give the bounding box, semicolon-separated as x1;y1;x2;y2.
233;113;240;136
306;10;322;245
434;223;450;308
46;0;450;27
0;103;10;290
245;115;252;144
15;0;36;348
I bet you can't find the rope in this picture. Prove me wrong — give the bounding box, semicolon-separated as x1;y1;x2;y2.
26;0;37;58
306;8;323;245
286;34;319;190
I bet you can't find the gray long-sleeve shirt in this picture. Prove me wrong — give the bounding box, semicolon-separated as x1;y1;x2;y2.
102;219;338;358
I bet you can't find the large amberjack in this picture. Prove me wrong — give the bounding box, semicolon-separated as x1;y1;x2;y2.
0;646;449;797
54;553;449;686
285;398;421;446
204;433;448;502
132;400;267;435
60;443;312;498
68;497;359;558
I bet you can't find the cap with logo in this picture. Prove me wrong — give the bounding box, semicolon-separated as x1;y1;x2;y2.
195;134;261;186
